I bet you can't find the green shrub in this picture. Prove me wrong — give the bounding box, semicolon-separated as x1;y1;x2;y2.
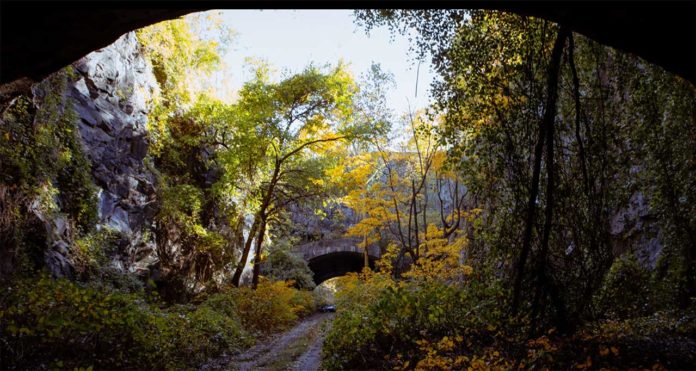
651;253;689;310
0;274;250;369
262;248;316;290
333;271;393;313
72;228;122;273
289;287;316;317
154;182;231;296
323;274;505;370
313;283;336;307
231;280;315;335
320;272;395;369
185;304;251;361
1;274;152;369
595;254;654;319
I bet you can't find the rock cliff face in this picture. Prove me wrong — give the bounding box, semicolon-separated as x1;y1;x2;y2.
610;192;664;268
69;32;160;275
30;32;160;278
288;202;358;243
69;32;159;274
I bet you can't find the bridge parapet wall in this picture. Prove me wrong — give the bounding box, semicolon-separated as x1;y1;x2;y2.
295;237;381;261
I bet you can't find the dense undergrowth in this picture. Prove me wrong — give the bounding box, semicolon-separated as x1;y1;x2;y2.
323;268;696;370
0;274;315;369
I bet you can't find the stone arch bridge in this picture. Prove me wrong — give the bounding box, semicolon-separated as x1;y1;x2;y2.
293;237;381;285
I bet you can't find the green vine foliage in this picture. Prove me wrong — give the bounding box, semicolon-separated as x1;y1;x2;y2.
1;68;98;273
32;68;98;231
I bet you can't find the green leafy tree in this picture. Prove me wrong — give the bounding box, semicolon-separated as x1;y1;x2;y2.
354;9;696;334
228;62;378;288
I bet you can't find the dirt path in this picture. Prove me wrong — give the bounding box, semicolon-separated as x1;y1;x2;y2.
291;314;334;371
201;312;334;371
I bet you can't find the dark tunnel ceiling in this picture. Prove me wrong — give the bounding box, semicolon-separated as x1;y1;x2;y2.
1;2;694;86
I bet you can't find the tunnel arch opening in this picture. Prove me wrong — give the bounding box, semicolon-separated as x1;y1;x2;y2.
307;251;378;285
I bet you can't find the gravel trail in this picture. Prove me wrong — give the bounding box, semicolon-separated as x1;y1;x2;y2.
201;312;334;371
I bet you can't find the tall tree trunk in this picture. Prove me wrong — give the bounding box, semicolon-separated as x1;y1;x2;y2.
568;34;589;196
251;216;268;289
511;80;548;315
231;159;282;287
363;234;370;270
532;26;571;334
422;175;428;248
231;216;261;287
412;180;420;260
568;33;603;321
512;25;570;316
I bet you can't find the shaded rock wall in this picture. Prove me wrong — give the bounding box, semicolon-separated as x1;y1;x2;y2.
288;202;358;243
610;192;664;268
68;32;159;275
26;32;160;278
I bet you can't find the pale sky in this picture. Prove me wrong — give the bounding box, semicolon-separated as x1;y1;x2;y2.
207;9;435;117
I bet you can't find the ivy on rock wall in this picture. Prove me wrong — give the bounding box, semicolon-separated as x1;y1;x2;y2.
1;68;98;278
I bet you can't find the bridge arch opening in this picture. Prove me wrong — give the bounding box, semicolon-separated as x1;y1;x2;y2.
308;251;377;286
